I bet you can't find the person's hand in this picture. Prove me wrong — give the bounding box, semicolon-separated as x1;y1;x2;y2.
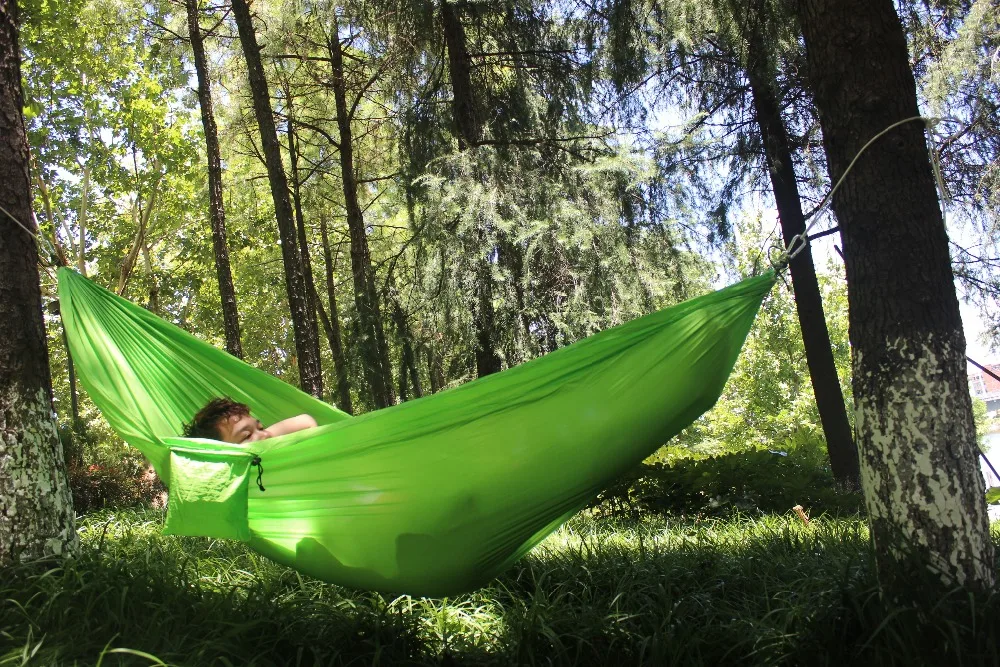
249;428;272;442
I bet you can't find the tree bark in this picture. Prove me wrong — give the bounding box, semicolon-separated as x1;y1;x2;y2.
63;324;79;430
474;256;502;377
0;0;78;565
285;103;325;383
326;18;394;408
140;241;159;313
739;14;859;488
231;0;323;396
441;3;502;377
319;217;353;414
52;300;83;468
32;168;68;267
117;166;161;297
76;98;93;277
186;0;243;359
499;235;530;363
392;297;423;401
796;0;994;594
441;0;480;148
428;346;445;394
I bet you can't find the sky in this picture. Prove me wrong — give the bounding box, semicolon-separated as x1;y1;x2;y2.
961;301;998;367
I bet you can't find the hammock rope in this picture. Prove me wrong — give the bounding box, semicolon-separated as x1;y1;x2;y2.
1;201;58;279
771;114;951;270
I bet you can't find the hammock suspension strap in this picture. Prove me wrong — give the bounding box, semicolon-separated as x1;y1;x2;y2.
771;114;954;272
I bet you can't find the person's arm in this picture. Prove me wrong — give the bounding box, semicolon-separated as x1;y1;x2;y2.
265;414;318;438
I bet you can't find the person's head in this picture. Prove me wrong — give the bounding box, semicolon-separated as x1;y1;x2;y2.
183;397;270;444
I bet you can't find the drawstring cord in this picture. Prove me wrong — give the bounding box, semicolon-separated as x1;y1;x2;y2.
251;455;265;492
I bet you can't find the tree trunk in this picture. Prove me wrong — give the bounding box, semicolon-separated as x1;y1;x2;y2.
796;0;994;594
50;300;82;467
186;0;243;359
64;335;82;467
428;346;445;394
407;341;423;399
64;325;79;430
392;298;423;401
0;0;78;564
740;14;859;488
440;2;502;375
499;235;530;363
53;301;81;436
441;0;480;148
231;0;323;396
474;256;502;377
141;241;159;313
319;217;353;414
32;168;68;267
117;166;161;297
326;18;394;408
285;105;324;383
77;98;92;277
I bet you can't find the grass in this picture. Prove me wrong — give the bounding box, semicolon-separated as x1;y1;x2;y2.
2;509;999;666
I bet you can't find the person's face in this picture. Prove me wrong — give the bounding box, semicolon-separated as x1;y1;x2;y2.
217;413;271;444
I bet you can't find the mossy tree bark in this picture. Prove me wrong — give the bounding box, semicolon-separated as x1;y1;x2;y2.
231;0;323;397
0;0;78;565
796;0;994;594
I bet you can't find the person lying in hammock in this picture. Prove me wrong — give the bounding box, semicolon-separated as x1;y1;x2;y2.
183;397;318;444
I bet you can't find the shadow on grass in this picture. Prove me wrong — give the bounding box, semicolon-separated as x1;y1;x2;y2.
1;513;424;667
1;511;998;666
494;515;1000;666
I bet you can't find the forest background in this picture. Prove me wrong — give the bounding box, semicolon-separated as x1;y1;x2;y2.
19;0;1000;510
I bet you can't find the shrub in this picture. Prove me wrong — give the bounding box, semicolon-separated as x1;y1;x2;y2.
66;457;166;514
594;449;863;518
59;420;166;514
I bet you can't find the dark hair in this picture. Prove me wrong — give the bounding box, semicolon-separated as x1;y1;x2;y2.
183;397;251;439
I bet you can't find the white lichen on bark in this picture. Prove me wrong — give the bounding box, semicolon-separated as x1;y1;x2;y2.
855;332;994;589
0;386;79;563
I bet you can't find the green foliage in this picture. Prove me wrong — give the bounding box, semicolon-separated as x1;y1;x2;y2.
24;0;837;427
905;0;1000;343
669;217;852;467
412;144;712;369
2;510;998;665
58;423;165;514
973;396;995;451
595;449;863;518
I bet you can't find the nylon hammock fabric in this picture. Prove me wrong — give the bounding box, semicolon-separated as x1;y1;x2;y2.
58;267;775;595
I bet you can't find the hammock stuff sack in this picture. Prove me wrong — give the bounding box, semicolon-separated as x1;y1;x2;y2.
58;267;775;596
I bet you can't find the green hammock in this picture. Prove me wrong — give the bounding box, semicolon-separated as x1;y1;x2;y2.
58;267;775;595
